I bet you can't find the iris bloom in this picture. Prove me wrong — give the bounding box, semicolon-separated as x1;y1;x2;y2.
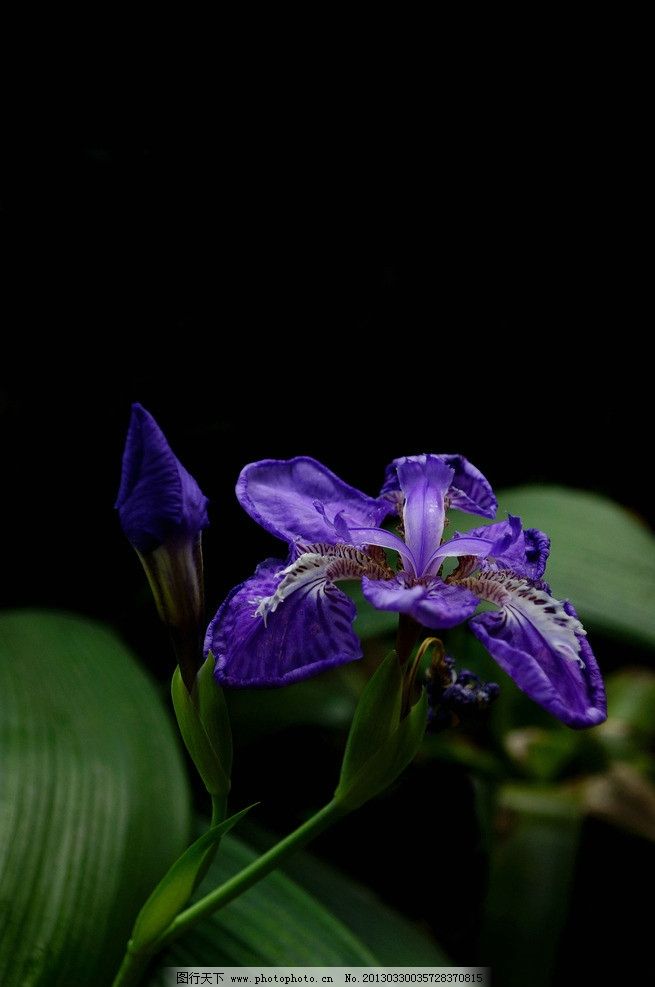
116;404;209;688
206;455;606;728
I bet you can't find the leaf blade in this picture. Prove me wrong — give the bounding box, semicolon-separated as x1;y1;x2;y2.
144;832;379;980
337;651;403;792
131;806;254;951
0;610;191;987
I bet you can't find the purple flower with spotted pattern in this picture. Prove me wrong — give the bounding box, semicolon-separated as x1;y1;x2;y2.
205;454;606;729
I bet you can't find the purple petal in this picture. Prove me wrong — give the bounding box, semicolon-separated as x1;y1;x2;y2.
362;573;479;630
395;456;454;575
465;517;550;579
437;454;497;519
426;515;522;572
381;453;497;520
469;593;606;729
206;558;361;687
237;457;391;545
345;525;417;573
115;403;209;553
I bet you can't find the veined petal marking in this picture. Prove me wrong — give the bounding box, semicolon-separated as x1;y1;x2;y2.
254;545;392;625
454;569;586;667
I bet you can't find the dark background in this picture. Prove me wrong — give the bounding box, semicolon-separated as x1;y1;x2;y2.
1;132;650;621
1;124;651;982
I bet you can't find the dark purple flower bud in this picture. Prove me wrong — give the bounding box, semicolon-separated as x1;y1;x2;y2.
116;403;209;553
116;404;209;689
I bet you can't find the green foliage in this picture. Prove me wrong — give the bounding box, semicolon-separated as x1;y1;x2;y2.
243;827;450;964
196;653;233;778
130;807;254;952
335;652;428;810
144;834;379;978
0;611;190;987
172;656;231;797
480;786;583;987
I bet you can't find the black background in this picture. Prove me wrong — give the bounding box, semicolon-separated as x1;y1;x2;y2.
1;114;651;983
1;131;650;623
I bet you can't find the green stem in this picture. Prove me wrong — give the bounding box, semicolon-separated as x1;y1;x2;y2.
111;944;155;987
111;798;345;987
155;798;344;952
190;793;228;895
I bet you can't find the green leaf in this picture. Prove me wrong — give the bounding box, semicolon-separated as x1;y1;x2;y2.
338;651;402;791
0;610;191;987
452;485;655;646
144;834;378;980
131;806;254;952
335;687;428;810
241;824;450;964
172;663;230;796
196;654;233;779
480;785;583;987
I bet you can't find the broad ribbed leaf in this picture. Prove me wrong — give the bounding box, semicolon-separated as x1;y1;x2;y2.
241;827;450;964
0;611;191;987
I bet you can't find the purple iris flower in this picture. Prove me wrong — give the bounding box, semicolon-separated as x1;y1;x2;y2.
117;404;209;688
206;454;606;729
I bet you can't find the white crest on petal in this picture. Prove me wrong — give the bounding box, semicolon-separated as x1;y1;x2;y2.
253;545;391;626
455;569;586;667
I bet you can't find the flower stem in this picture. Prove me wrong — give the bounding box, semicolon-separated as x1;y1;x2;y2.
111;944;155;987
155;798;344;952
111;798;345;987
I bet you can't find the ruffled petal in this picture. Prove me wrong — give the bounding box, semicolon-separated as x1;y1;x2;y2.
362;573;479;630
115;403;209;553
425;515;522;573
464;517;550;580
381;452;497;521
206;558;361;687
237;457;390;545
437;454;497;519
468;577;606;728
